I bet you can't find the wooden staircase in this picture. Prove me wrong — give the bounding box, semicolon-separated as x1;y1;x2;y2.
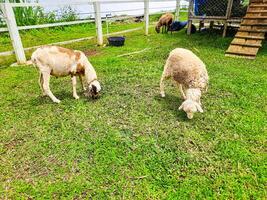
225;0;267;59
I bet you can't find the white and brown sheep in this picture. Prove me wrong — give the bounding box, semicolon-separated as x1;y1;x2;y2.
160;48;209;119
31;46;101;103
155;13;174;34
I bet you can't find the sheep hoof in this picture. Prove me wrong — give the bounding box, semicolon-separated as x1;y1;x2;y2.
53;99;61;104
73;95;80;100
160;93;165;98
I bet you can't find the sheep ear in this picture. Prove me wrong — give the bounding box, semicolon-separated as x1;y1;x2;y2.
91;85;97;95
196;104;204;113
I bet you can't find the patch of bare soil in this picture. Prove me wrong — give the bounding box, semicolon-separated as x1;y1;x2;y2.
83;49;100;57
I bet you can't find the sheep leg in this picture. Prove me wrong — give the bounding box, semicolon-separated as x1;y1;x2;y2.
79;75;86;91
71;76;79;100
178;84;186;100
42;72;61;103
160;71;171;97
160;74;166;98
39;72;46;96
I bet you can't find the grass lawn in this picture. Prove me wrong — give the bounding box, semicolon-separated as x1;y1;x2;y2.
0;12;188;55
0;25;266;198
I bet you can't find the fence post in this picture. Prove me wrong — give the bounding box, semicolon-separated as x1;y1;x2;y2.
2;1;26;64
93;1;103;46
223;0;234;37
144;0;149;35
175;0;180;21
187;0;194;35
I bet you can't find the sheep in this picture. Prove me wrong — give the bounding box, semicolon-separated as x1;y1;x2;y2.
155;13;174;34
160;48;209;119
31;46;101;103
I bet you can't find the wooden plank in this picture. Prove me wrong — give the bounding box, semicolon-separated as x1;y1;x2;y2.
226;46;259;56
225;53;256;59
231;38;262;45
239;29;267;32
235;35;265;39
230;42;262;47
244;16;267;19
247;10;267;13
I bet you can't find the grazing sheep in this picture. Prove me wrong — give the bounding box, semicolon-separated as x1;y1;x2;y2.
31;46;101;103
155;13;174;34
160;48;209;119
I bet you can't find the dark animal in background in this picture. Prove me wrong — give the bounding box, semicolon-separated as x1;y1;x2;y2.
155;13;174;34
167;21;188;34
167;21;197;34
134;16;143;23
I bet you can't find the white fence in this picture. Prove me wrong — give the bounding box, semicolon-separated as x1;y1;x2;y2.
0;0;185;64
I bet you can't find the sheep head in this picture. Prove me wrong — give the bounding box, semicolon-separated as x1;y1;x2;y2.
155;23;161;33
179;99;203;119
85;79;101;99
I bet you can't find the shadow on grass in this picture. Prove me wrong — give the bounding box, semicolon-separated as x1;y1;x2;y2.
154;93;188;121
30;90;79;106
30;89;102;106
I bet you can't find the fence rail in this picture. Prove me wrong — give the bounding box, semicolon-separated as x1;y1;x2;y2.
0;0;184;64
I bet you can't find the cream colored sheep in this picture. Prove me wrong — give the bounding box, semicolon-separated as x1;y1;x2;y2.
160;48;209;119
31;46;101;103
155;13;174;34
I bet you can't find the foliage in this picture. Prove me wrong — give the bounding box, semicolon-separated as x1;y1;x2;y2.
2;0;78;26
59;6;78;22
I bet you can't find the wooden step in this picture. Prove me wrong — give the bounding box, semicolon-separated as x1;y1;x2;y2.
244;16;267;19
225;1;266;60
225;54;256;60
250;4;267;7
231;38;263;46
241;23;267;26
230;42;262;48
225;49;258;57
250;0;265;2
226;44;260;57
239;28;267;33
247;10;267;13
235;35;265;39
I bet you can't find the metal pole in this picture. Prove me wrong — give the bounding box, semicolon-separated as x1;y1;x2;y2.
144;0;149;35
175;0;181;21
2;0;26;64
93;1;103;45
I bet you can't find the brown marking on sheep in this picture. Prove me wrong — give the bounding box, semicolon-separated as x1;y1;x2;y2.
75;51;81;61
76;63;85;75
57;46;74;57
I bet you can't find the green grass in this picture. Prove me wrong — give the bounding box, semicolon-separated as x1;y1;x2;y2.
0;22;142;53
0;12;188;55
0;24;266;198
